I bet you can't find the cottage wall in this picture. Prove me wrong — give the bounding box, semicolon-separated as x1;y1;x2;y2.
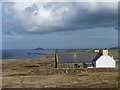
57;63;93;68
96;56;116;68
57;63;84;68
56;49;115;68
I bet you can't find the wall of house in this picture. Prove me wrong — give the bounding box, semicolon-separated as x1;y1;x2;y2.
57;63;85;68
96;56;116;68
57;63;93;68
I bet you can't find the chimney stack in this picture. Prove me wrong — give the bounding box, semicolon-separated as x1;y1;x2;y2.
102;48;108;56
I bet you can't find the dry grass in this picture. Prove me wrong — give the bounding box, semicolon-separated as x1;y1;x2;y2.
2;56;55;76
2;55;119;88
109;49;119;59
2;72;118;88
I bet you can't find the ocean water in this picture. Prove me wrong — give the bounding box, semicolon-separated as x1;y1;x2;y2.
1;49;89;59
1;49;55;59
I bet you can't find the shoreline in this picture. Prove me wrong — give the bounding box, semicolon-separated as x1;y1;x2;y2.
0;56;13;58
1;58;29;60
1;49;118;60
27;52;55;55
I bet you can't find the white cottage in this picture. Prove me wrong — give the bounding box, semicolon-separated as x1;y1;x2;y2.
95;49;116;68
55;49;116;68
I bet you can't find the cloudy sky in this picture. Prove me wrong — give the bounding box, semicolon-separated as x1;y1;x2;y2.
2;1;118;49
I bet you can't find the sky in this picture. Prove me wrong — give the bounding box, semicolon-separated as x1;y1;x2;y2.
1;1;118;49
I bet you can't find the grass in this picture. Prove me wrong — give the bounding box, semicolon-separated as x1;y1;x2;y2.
64;49;94;52
64;49;118;53
2;51;119;88
2;72;118;88
109;49;119;59
6;73;28;76
118;76;120;80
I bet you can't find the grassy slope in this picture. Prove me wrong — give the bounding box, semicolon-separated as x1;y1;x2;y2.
2;55;119;88
64;49;94;52
2;72;118;88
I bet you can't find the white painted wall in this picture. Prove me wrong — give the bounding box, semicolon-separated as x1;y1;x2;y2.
103;49;108;56
96;55;116;68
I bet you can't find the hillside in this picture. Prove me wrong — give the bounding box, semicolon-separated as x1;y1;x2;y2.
110;46;120;49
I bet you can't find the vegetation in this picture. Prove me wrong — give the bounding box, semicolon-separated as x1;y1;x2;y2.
109;49;119;59
7;73;28;76
64;49;94;52
2;49;119;88
2;55;119;88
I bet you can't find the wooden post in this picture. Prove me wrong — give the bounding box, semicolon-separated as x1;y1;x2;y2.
55;49;58;68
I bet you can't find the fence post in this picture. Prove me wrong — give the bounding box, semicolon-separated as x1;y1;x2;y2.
55;49;58;68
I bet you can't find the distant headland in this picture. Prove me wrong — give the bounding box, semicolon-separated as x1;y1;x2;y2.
34;47;44;50
110;46;120;49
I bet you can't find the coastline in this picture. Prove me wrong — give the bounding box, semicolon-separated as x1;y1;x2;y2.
2;49;118;60
27;52;55;55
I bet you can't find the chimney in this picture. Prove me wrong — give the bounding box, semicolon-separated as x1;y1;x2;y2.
102;48;108;56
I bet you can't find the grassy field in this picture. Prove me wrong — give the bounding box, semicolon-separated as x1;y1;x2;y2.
109;49;119;59
2;72;118;88
2;53;119;88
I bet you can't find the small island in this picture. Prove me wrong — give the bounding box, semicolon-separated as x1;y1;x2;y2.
34;47;44;50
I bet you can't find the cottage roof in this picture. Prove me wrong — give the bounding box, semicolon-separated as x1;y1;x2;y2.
57;52;102;63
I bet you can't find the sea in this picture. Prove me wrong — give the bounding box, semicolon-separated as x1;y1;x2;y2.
1;49;89;59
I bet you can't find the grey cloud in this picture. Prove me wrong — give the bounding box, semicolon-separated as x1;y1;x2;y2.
2;2;118;35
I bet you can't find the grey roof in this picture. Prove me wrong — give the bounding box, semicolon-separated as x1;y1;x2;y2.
57;52;102;63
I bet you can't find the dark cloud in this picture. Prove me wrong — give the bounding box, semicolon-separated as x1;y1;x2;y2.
2;2;118;35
